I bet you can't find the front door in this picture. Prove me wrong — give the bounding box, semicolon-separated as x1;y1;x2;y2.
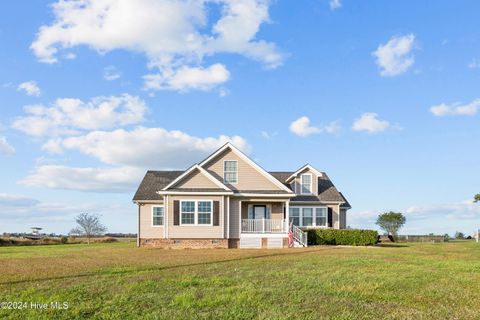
253;205;266;219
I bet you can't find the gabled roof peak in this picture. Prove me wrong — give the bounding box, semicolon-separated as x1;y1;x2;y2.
161;164;231;191
285;164;323;183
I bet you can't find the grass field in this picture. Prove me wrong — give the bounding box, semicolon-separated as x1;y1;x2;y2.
1;241;479;319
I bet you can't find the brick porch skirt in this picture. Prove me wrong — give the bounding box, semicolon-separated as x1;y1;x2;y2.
139;238;239;249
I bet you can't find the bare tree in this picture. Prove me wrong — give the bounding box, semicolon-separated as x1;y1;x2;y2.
69;213;106;244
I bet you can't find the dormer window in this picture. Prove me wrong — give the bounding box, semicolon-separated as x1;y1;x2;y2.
224;160;238;184
300;174;312;194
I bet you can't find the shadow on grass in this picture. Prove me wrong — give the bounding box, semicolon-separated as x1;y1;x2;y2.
377;243;409;248
0;247;331;286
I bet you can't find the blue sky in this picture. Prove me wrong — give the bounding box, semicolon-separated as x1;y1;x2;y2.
0;0;479;236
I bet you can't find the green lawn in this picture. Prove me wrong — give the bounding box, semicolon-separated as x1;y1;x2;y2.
1;241;479;319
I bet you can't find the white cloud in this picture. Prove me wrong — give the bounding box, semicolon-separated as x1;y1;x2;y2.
12;94;147;137
143;64;230;92
430;99;480;117
20;165;143;193
0;137;15;155
103;65;121;81
406;200;480;221
0;193;39;207
289;116;341;137
42;127;250;169
373;34;416;77
30;0;284;92
323;121;341;134
260;131;278;139
352;113;391;133
329;0;342;10
468;59;480;69
17;81;41;96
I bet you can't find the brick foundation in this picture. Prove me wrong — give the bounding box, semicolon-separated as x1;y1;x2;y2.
140;238;229;249
228;239;240;248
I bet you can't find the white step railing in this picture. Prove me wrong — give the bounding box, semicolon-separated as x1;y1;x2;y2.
241;219;287;233
292;225;308;247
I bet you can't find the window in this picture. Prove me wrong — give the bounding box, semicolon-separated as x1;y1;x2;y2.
181;201;195;225
290;206;327;227
180;200;213;226
224;160;238;184
197;201;212;225
302;208;313;226
315;207;327;227
300;174;312;194
289;208;300;226
152;206;164;226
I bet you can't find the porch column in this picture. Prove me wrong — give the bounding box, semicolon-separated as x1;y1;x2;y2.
238;200;242;236
285;200;290;232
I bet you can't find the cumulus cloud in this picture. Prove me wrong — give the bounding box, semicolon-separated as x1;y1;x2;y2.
373;34;416;77
0;137;15;155
144;64;230;92
103;66;121;81
0;193;39;207
430;99;480;117
42;127;250;169
19;165;143;193
17;81;41;96
289;116;340;137
329;0;342;10
352;113;391;133
30;0;284;92
12;94;147;137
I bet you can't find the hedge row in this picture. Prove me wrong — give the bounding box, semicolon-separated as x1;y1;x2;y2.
303;228;379;246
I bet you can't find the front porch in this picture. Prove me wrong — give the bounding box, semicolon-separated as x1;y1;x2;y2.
239;200;289;235
236;199;308;248
241;218;287;233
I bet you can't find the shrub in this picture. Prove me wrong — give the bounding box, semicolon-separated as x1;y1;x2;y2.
95;237;118;243
60;236;68;244
303;229;378;246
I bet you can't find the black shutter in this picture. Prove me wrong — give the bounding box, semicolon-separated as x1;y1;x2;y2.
213;201;220;226
173;200;179;226
327;208;333;228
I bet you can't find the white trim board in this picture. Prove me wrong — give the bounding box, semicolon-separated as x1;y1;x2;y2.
285;164;323;183
199;143;293;194
162;164;231;191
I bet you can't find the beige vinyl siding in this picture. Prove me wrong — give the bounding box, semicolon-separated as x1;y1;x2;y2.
292;168;319;195
229;198;240;238
327;204;341;229
167;195;224;238
204;148;281;191
173;169;219;189
271;203;284;220
139;203;164;239
339;209;347;229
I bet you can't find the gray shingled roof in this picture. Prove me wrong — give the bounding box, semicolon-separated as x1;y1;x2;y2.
133;170;183;201
133;169;350;207
339;192;351;208
269;171;347;203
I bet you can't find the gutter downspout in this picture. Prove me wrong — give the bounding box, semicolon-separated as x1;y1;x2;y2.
137;203;141;247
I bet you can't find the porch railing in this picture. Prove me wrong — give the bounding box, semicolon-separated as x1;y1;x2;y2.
241;219;287;233
292;225;308;247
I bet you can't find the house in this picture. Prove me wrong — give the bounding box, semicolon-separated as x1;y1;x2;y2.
133;143;351;249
